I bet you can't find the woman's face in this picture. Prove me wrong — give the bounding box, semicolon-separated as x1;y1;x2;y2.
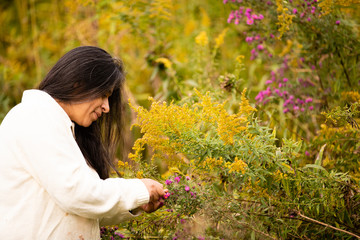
59;94;111;127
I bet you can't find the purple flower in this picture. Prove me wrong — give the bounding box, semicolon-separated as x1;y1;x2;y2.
305;151;310;156
307;17;311;22
185;186;190;191
283;78;288;82
293;8;298;14
115;232;125;238
305;97;313;103
165;179;173;185
174;176;181;183
309;106;314;110
274;88;282;96
336;20;340;25
186;176;191;180
257;44;264;50
283;108;290;113
265;80;273;85
246;18;254;25
246;36;254;42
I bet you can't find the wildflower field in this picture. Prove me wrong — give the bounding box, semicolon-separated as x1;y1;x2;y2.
1;0;360;239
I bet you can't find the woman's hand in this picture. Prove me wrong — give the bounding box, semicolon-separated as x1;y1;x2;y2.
140;179;167;213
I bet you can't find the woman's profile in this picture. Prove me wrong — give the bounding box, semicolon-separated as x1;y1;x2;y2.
0;46;165;239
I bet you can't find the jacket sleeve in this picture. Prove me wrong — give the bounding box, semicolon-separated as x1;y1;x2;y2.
13;106;149;223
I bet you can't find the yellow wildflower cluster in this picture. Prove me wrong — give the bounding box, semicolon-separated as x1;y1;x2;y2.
129;99;199;164
202;157;224;170
149;0;173;20
228;157;247;174
274;170;288;182
215;28;228;49
195;89;256;145
318;0;360;16
155;57;172;69
239;88;257;117
118;160;129;169
316;124;359;141
235;55;245;64
275;0;295;39
341;91;360;103
136;171;144;178
195;31;209;46
117;160;130;175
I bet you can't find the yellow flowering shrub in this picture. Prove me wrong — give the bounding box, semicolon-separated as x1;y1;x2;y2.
275;0;295;39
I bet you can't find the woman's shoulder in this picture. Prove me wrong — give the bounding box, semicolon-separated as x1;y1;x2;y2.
1;90;71;135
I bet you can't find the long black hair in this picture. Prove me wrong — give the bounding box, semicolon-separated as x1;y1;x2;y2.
39;46;124;179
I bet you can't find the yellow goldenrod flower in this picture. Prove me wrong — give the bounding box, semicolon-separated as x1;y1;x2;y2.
149;0;173;20
341;91;360;103
275;0;294;39
228;157;247;174
215;28;228;49
235;55;245;64
195;31;209;46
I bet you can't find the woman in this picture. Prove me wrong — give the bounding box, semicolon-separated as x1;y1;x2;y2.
0;46;165;239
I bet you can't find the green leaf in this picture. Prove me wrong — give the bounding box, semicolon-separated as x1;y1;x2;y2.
303;164;329;175
251;230;256;240
315;144;326;166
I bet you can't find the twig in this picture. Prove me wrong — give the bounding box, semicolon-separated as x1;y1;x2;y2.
296;211;360;239
335;45;352;88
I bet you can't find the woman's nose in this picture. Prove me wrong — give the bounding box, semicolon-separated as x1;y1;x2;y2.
101;98;110;113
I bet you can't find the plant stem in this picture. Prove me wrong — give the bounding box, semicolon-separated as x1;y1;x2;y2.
296;211;360;239
335;45;352;88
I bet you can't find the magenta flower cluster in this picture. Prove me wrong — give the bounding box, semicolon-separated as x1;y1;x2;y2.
244;33;275;60
255;66;315;114
226;6;264;25
164;175;198;201
254;55;317;114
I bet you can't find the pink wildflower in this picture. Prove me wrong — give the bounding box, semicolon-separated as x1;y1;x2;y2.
174;176;181;183
257;44;264;50
185;186;190;191
246;18;254;25
336;20;340;25
293;8;298;14
305;97;313;103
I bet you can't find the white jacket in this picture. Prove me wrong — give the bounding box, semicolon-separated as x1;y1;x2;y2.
0;90;149;240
